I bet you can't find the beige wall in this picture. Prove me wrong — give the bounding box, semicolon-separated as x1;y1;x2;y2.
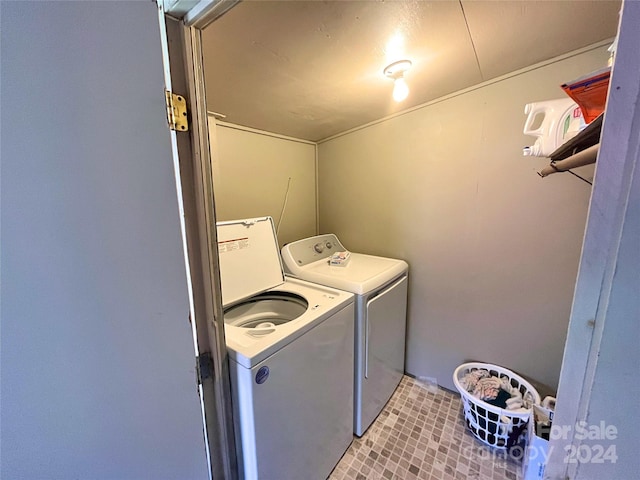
210;121;317;247
318;45;609;392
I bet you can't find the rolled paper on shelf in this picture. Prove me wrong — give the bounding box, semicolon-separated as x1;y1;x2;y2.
539;143;600;177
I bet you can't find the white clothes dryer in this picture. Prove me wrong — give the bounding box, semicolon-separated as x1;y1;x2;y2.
281;234;408;437
217;218;354;480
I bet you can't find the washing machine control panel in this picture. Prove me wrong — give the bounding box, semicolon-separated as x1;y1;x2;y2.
282;234;346;268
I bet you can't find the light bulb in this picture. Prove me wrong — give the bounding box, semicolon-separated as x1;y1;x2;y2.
392;76;409;102
384;59;412;102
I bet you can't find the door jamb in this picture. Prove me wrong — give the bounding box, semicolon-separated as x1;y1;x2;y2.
158;2;239;478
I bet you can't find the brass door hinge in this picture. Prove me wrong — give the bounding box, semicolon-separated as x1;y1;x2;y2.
165;90;188;131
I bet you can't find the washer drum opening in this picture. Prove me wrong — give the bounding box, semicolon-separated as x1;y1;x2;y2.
224;292;308;335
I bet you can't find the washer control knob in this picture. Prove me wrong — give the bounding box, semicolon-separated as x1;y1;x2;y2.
313;243;324;253
326;241;333;249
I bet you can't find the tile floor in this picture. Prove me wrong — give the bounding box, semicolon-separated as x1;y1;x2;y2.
329;376;522;480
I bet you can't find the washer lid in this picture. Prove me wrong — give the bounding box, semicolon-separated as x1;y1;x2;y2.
216;217;284;306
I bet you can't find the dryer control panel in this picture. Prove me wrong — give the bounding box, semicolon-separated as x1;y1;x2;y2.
281;234;346;268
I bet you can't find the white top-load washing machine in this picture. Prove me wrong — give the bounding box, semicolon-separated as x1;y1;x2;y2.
217;218;355;480
281;234;408;437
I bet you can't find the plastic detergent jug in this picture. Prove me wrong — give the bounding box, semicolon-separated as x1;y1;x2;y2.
523;98;585;157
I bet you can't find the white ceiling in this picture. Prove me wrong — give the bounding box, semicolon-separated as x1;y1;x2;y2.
201;0;621;142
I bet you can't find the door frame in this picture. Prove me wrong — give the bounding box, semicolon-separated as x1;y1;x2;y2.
546;1;640;478
157;1;240;479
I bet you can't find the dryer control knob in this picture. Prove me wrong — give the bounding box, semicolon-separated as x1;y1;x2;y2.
314;243;324;253
326;241;333;249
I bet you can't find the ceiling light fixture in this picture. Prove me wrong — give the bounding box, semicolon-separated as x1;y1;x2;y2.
384;59;412;102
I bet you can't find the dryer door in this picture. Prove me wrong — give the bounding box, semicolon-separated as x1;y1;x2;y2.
361;275;408;434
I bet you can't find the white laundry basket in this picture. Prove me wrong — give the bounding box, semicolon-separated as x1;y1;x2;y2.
453;362;541;449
